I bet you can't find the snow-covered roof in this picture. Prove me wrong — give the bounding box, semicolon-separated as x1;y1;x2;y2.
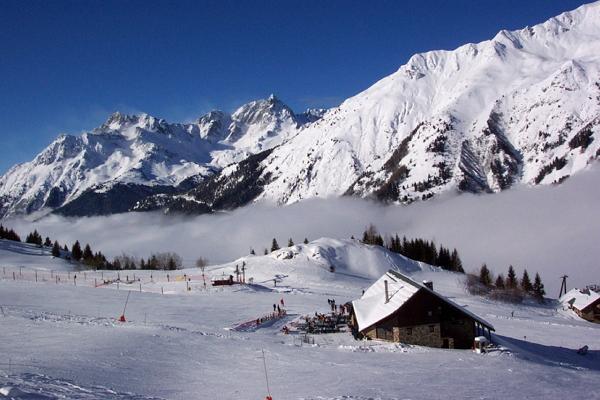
560;288;600;311
352;270;495;332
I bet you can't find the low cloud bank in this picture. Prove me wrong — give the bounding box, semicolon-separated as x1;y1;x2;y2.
7;167;600;296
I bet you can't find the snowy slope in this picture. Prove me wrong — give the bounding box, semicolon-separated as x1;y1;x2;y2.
203;238;436;294
1;237;599;399
0;97;320;218
0;239;75;272
255;1;600;204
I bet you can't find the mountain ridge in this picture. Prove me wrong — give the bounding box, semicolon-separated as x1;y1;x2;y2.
2;1;600;217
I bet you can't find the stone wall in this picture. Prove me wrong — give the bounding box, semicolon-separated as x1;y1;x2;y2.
395;323;443;348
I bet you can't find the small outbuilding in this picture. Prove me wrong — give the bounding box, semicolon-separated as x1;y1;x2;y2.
351;270;494;349
560;288;600;323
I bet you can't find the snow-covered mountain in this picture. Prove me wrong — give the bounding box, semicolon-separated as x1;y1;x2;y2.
2;2;600;217
251;2;600;205
0;96;319;217
137;1;600;214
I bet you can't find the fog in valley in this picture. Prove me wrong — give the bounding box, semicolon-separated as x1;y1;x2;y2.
8;167;600;296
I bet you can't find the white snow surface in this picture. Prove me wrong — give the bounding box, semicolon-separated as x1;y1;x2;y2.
1;237;600;399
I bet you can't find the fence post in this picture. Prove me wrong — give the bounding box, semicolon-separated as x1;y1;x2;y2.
55;275;58;284
35;270;38;282
95;278;97;287
13;271;16;281
139;283;142;292
161;286;164;295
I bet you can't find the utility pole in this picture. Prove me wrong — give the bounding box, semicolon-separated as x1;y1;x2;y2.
559;275;568;298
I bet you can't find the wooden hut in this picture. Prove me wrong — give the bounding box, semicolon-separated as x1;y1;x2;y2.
351;270;494;349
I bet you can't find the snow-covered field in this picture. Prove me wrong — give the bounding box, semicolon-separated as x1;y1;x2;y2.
1;238;599;399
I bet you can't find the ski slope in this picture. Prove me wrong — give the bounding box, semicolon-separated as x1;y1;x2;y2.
1;238;599;399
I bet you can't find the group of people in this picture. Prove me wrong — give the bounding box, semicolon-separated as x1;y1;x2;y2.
256;298;287;327
272;298;285;316
327;298;348;315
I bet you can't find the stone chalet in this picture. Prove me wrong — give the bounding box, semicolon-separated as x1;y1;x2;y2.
351;270;494;349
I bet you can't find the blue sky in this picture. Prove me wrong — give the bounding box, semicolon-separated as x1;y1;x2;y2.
0;0;589;173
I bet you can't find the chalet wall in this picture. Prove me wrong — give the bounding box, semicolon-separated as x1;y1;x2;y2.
396;323;443;347
359;288;485;348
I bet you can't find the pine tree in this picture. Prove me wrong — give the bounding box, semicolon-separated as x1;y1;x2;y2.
140;258;146;269
450;249;464;273
479;264;492;287
303;238;309;244
250;248;256;255
71;241;82;261
495;274;505;289
521;269;533;293
271;238;280;252
51;241;61;257
167;257;177;271
532;272;546;302
7;229;21;242
264;248;268;255
63;244;68;251
44;237;52;247
82;244;93;261
506;265;517;289
288;238;294;247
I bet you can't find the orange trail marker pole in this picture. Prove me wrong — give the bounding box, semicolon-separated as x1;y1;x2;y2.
119;291;131;322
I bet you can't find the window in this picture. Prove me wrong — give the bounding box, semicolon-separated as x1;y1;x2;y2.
429;325;435;333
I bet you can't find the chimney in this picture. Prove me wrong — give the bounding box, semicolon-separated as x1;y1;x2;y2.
384;280;389;303
423;280;433;291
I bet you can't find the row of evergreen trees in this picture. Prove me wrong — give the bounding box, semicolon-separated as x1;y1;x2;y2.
110;253;183;270
361;224;465;273
476;264;546;302
0;224;21;242
2;224;181;271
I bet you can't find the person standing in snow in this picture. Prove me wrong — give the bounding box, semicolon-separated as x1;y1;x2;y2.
280;298;284;307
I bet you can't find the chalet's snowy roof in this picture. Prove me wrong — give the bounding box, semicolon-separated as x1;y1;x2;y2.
352;270;495;332
560;288;600;311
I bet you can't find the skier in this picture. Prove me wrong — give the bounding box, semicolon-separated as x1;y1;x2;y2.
273;304;276;312
280;298;285;307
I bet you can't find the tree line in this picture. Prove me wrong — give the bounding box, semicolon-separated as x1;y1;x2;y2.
0;224;21;242
1;223;184;271
469;264;546;303
361;224;465;273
